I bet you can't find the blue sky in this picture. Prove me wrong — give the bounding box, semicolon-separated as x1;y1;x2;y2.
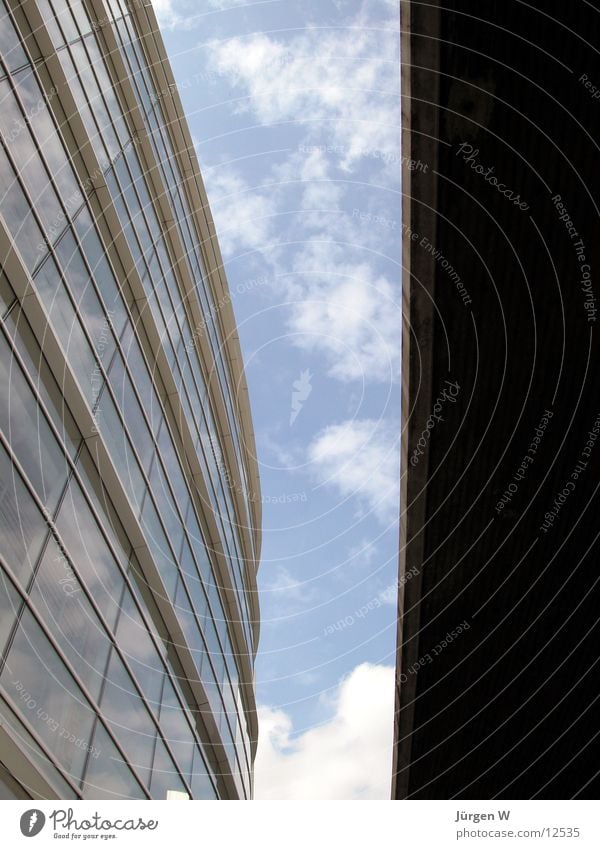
154;0;401;799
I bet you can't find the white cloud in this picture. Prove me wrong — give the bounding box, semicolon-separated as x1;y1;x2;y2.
197;9;401;385
284;254;400;383
204;167;278;255
153;0;250;28
255;662;394;799
307;418;399;525
152;0;178;27
263;565;316;607
347;538;379;568
208;17;399;171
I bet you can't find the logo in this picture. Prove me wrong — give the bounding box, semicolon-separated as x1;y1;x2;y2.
20;810;46;837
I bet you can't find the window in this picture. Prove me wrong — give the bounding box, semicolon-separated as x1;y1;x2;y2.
29;536;112;701
0;566;22;662
0;77;62;239
115;585;165;714
158;676;195;782
55;228;116;372
5;306;81;458
0;444;48;587
0;1;28;72
149;735;187;800
99;648;157;785
13;67;79;204
0;145;44;271
0;696;78;798
0;270;15;318
72;208;128;338
0;330;70;513
191;744;217;799
55;478;125;630
81;720;147;800
33;255;100;405
0;607;96;781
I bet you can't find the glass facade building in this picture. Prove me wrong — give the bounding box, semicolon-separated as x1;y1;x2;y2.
0;0;261;800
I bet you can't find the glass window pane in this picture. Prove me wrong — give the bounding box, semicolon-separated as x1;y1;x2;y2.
0;567;22;661
148;455;183;556
55;229;116;372
140;495;177;598
33;0;64;47
158;677;194;781
83;36;129;147
49;0;79;43
174;576;204;672
68;0;92;38
29;536;111;701
0;330;69;513
93;390;146;509
115;585;164;715
0;78;62;239
70;41;120;160
81;720;147;799
5;306;81;457
55;478;125;630
127;553;170;642
13;67;80;204
119;317;162;436
149;735;187;800
57;50;111;172
99;649;156;785
0;696;78;799
191;744;216;799
0;270;15;318
108;350;153;471
33;255;100;405
0;145;45;272
0;444;48;586
76;444;131;568
72;207;128;336
0;1;28;71
0;607;96;782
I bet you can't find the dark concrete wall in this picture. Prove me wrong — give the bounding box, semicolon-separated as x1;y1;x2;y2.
395;0;600;799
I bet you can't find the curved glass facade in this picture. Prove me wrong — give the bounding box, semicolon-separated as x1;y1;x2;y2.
0;0;260;800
